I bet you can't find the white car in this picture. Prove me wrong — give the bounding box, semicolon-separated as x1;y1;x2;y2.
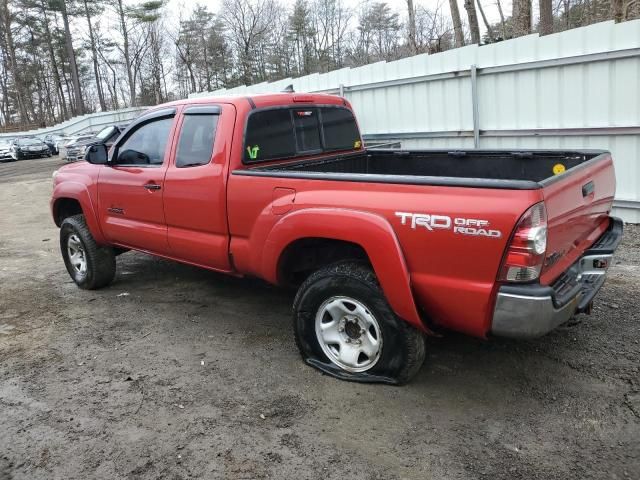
0;140;13;161
59;134;95;161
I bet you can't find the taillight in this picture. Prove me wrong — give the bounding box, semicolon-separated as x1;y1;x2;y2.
499;202;548;282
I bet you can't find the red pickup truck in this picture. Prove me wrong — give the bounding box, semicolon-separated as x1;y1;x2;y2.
51;93;622;384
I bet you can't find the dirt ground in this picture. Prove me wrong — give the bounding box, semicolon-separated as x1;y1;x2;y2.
0;156;638;480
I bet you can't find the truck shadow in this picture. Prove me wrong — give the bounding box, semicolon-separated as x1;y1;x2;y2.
113;251;608;396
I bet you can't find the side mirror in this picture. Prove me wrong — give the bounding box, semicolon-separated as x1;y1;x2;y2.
86;144;108;164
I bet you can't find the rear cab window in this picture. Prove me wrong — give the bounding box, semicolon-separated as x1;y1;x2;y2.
244;106;361;164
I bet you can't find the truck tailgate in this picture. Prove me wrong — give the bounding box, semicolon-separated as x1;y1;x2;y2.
539;153;616;285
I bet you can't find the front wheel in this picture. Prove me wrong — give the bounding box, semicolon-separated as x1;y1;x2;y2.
60;214;116;289
293;262;426;384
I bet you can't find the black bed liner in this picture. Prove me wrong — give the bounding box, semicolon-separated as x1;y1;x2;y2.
233;149;607;190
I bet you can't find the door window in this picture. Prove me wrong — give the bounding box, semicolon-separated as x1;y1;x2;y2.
115;117;173;166
175;114;219;167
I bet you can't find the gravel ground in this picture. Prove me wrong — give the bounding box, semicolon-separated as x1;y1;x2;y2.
0;157;638;480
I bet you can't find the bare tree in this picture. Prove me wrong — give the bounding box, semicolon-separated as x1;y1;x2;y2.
56;0;84;115
111;0;136;106
37;0;68;120
449;0;465;47
0;0;636;128
223;0;277;85
512;0;532;37
611;0;624;21
539;0;554;34
476;0;495;41
464;0;481;44
414;2;454;53
1;0;29;122
82;0;106;111
495;0;508;38
311;0;352;71
406;0;417;54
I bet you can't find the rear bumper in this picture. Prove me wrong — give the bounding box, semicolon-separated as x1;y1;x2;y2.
491;217;623;339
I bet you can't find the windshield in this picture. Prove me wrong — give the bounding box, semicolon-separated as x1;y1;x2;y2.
95;126;115;140
17;138;40;145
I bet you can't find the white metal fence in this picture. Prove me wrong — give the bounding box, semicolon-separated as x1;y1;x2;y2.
191;19;640;223
0;106;147;140
3;20;638;221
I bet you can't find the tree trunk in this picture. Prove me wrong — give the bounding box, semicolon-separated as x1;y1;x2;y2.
611;0;624;22
406;0;417;54
512;0;532;38
201;33;212;91
151;29;162;105
496;0;507;39
60;1;84;115
39;1;68;121
623;0;638;20
83;0;106;111
449;0;465;47
464;0;481;44
1;0;29;123
476;1;495;42
538;0;553;35
116;0;136;106
0;57;10;125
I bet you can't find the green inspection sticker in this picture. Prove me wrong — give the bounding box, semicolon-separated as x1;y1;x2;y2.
247;145;260;159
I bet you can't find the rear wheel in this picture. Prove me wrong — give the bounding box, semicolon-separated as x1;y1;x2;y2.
60;214;116;289
293;262;426;384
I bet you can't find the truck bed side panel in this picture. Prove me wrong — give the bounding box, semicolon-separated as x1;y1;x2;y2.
227;174;542;337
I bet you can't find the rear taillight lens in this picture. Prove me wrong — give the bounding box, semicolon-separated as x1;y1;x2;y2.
499;202;548;282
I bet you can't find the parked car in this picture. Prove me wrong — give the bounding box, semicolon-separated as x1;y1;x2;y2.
42;134;66;155
10;137;51;160
63;124;128;163
51;93;622;384
0;139;13;161
39;136;56;155
59;134;95;161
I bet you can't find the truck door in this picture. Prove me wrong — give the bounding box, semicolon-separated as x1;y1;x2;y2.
97;108;176;254
162;104;233;272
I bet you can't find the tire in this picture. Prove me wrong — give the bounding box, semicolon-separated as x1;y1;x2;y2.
293;261;426;385
60;214;116;289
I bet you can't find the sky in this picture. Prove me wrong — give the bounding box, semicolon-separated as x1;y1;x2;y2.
158;0;517;37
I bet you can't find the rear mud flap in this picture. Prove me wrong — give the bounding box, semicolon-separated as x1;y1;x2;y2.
305;358;398;385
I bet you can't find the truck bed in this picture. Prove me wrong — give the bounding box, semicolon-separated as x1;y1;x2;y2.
235;147;616;289
243;149;605;189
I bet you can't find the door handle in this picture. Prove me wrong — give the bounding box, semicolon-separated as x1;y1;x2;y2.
143;183;161;191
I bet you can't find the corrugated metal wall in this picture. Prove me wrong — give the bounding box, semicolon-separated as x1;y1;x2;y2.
192;20;640;223
0;107;147;140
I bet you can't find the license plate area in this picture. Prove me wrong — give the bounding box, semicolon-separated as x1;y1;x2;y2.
578;254;612;278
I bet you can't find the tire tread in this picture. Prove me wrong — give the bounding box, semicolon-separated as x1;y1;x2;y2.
293;261;425;384
61;214;116;289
